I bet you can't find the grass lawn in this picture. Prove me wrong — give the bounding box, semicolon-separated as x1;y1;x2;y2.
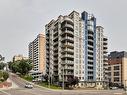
21;75;33;82
21;75;62;90
39;82;62;90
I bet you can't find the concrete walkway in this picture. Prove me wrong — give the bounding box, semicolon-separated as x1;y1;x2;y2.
0;78;18;90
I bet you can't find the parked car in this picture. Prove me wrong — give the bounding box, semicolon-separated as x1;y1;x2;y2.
25;83;33;89
110;87;118;90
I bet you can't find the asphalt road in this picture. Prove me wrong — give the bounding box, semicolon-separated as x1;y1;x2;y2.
1;73;126;95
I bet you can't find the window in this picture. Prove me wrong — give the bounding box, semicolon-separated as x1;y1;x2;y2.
114;77;119;82
114;66;119;70
108;72;111;76
108;67;111;70
114;72;119;76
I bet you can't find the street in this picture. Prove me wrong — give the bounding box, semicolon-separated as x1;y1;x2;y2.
4;88;126;95
0;73;125;95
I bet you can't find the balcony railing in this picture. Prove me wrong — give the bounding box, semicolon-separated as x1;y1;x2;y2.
61;60;74;64
61;54;74;58
62;42;74;47
61;30;74;35
63;48;74;53
61;36;74;41
64;66;74;70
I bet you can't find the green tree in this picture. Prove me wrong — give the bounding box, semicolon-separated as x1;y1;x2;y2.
3;71;9;81
0;71;3;79
18;59;32;75
11;62;19;73
0;71;9;82
67;76;79;88
8;59;32;76
0;62;5;70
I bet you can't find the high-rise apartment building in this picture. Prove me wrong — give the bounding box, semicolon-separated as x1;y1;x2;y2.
95;26;108;88
29;34;46;79
45;11;108;88
108;51;127;87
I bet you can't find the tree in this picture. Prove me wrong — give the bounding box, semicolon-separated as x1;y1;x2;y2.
8;59;32;75
0;62;5;70
0;71;9;82
43;74;48;82
18;59;32;75
0;71;3;79
11;62;19;73
73;76;79;86
3;71;9;81
67;76;79;88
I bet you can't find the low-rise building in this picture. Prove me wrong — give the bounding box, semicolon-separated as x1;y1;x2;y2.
13;55;28;62
108;51;127;87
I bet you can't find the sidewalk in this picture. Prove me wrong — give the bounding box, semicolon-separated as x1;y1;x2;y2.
0;78;18;90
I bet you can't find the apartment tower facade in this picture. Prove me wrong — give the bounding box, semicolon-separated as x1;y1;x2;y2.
46;11;108;88
29;34;46;79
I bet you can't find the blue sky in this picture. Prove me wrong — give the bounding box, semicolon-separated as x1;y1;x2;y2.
0;0;127;61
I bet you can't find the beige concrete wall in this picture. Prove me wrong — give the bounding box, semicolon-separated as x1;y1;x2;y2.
122;58;127;86
39;34;46;74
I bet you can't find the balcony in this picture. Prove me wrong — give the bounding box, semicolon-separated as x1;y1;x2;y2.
61;36;74;43
64;42;74;47
61;22;74;31
88;26;94;32
103;46;107;50
54;58;58;61
64;71;74;75
64;16;73;24
88;34;93;37
54;47;58;51
61;54;74;59
53;30;58;35
103;37;108;41
88;44;93;48
87;20;94;26
54;41;58;46
103;50;108;54
54;53;58;56
61;30;74;36
54;68;58;71
53;36;58;41
61;48;74;53
87;59;93;62
61;60;74;65
88;49;93;53
88;39;94;42
88;54;93;58
64;66;74;70
103;41;107;45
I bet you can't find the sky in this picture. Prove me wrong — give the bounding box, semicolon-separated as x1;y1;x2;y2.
0;0;127;62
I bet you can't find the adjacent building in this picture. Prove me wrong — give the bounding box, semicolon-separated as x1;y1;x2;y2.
95;26;108;88
29;34;46;79
45;11;108;89
108;51;127;87
13;55;28;62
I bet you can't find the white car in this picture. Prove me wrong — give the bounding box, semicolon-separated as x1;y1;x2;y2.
110;87;118;90
25;83;33;88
